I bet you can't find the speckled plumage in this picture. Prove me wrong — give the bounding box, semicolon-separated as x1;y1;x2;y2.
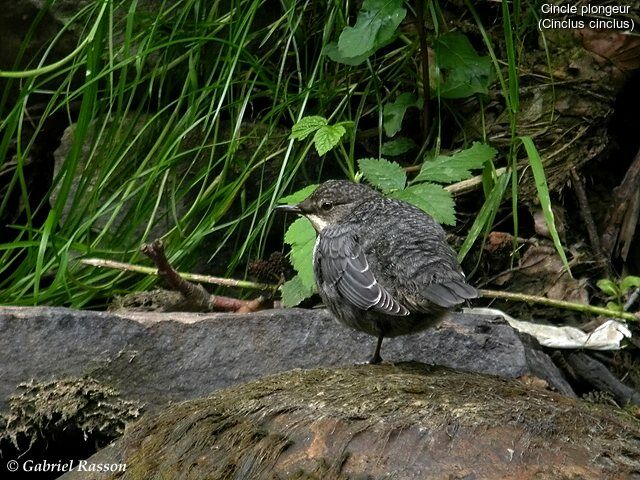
279;180;477;363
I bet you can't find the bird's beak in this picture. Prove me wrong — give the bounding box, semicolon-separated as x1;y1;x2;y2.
274;204;302;214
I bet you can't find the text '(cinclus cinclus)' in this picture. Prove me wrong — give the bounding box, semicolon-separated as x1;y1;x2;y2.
276;180;478;364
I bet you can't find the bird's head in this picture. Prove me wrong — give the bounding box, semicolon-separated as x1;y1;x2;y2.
275;180;379;232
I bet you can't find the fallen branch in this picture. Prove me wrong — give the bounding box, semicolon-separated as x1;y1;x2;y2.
80;258;277;291
479;288;639;322
139;239;268;313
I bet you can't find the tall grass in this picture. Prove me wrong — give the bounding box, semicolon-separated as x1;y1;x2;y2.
0;0;565;307
0;0;419;306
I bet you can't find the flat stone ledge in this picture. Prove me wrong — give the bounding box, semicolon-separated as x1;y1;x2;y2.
0;306;574;412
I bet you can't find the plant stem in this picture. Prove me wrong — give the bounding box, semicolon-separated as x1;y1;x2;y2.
80;258;277;291
415;0;430;140
479;288;639;322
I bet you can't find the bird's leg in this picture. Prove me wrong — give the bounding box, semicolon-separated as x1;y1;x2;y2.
368;334;384;364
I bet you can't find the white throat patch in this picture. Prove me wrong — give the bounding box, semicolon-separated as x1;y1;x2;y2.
306;214;328;232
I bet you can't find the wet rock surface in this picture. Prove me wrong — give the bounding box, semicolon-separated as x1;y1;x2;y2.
0;306;574;415
59;364;640;480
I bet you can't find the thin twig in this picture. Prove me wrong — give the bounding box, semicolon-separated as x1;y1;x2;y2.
415;0;430;140
479;288;639;322
80;258;277;291
569;168;609;272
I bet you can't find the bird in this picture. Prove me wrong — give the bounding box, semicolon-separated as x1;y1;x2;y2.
276;180;478;364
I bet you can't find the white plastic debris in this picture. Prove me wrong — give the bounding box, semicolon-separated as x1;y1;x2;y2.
464;307;632;350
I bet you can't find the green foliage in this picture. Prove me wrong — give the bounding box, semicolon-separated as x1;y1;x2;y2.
290;116;349;157
597;276;640;312
282;217;317;306
289;116;328;140
314;124;347;156
325;0;406;65
281;274;316;307
416;142;497;183
434;31;495;99
381;137;416;156
278;185;318;205
383;93;422;137
358;158;406;194
391;184;456;226
520;136;571;276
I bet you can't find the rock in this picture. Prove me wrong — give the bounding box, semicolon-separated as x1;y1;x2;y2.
0;306;574;416
59;364;640;480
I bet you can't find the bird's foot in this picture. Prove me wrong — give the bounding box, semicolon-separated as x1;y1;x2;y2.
367;353;383;365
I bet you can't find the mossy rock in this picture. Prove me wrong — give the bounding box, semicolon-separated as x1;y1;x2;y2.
64;364;640;480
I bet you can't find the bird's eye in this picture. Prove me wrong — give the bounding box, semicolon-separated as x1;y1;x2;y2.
321;202;334;211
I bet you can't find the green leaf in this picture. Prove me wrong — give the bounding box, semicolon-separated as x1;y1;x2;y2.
281;274;316;307
458;172;510;262
358;157;406;194
597;278;619;297
313;124;346;156
324;43;373;66
278;184;318;205
284;217;317;288
434;32;495;99
383;93;422;137
390;183;456;225
416;142;497;183
326;0;406;66
290;116;328;140
381;137;416;156
520;136;572;277
620;275;640;295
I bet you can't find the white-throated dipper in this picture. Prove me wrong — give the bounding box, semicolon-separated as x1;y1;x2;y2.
276;180;478;364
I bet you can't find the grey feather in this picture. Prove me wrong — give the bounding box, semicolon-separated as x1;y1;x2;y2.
317;228;409;316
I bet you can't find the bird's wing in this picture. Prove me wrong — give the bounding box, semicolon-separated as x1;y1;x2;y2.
317;228;409;316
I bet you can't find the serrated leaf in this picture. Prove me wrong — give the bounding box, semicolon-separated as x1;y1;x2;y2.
434;32;495;99
278;184;318;205
390;183;456;225
281;274;316;307
416;142;497;183
313;124;346;156
290;116;328;140
358;158;406;194
597;279;619;297
284;217;317;288
381;137;416;156
383;93;422;137
620;275;640;295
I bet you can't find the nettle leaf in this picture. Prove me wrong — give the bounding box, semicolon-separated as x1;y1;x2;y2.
281;274;316;307
326;0;406;66
383;93;422;137
313;124;346;156
434;32;495;99
416;142;496;183
381;137;416;156
358;158;406;194
290;116;327;140
391;183;456;225
279;184;318;205
284;217;317;289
